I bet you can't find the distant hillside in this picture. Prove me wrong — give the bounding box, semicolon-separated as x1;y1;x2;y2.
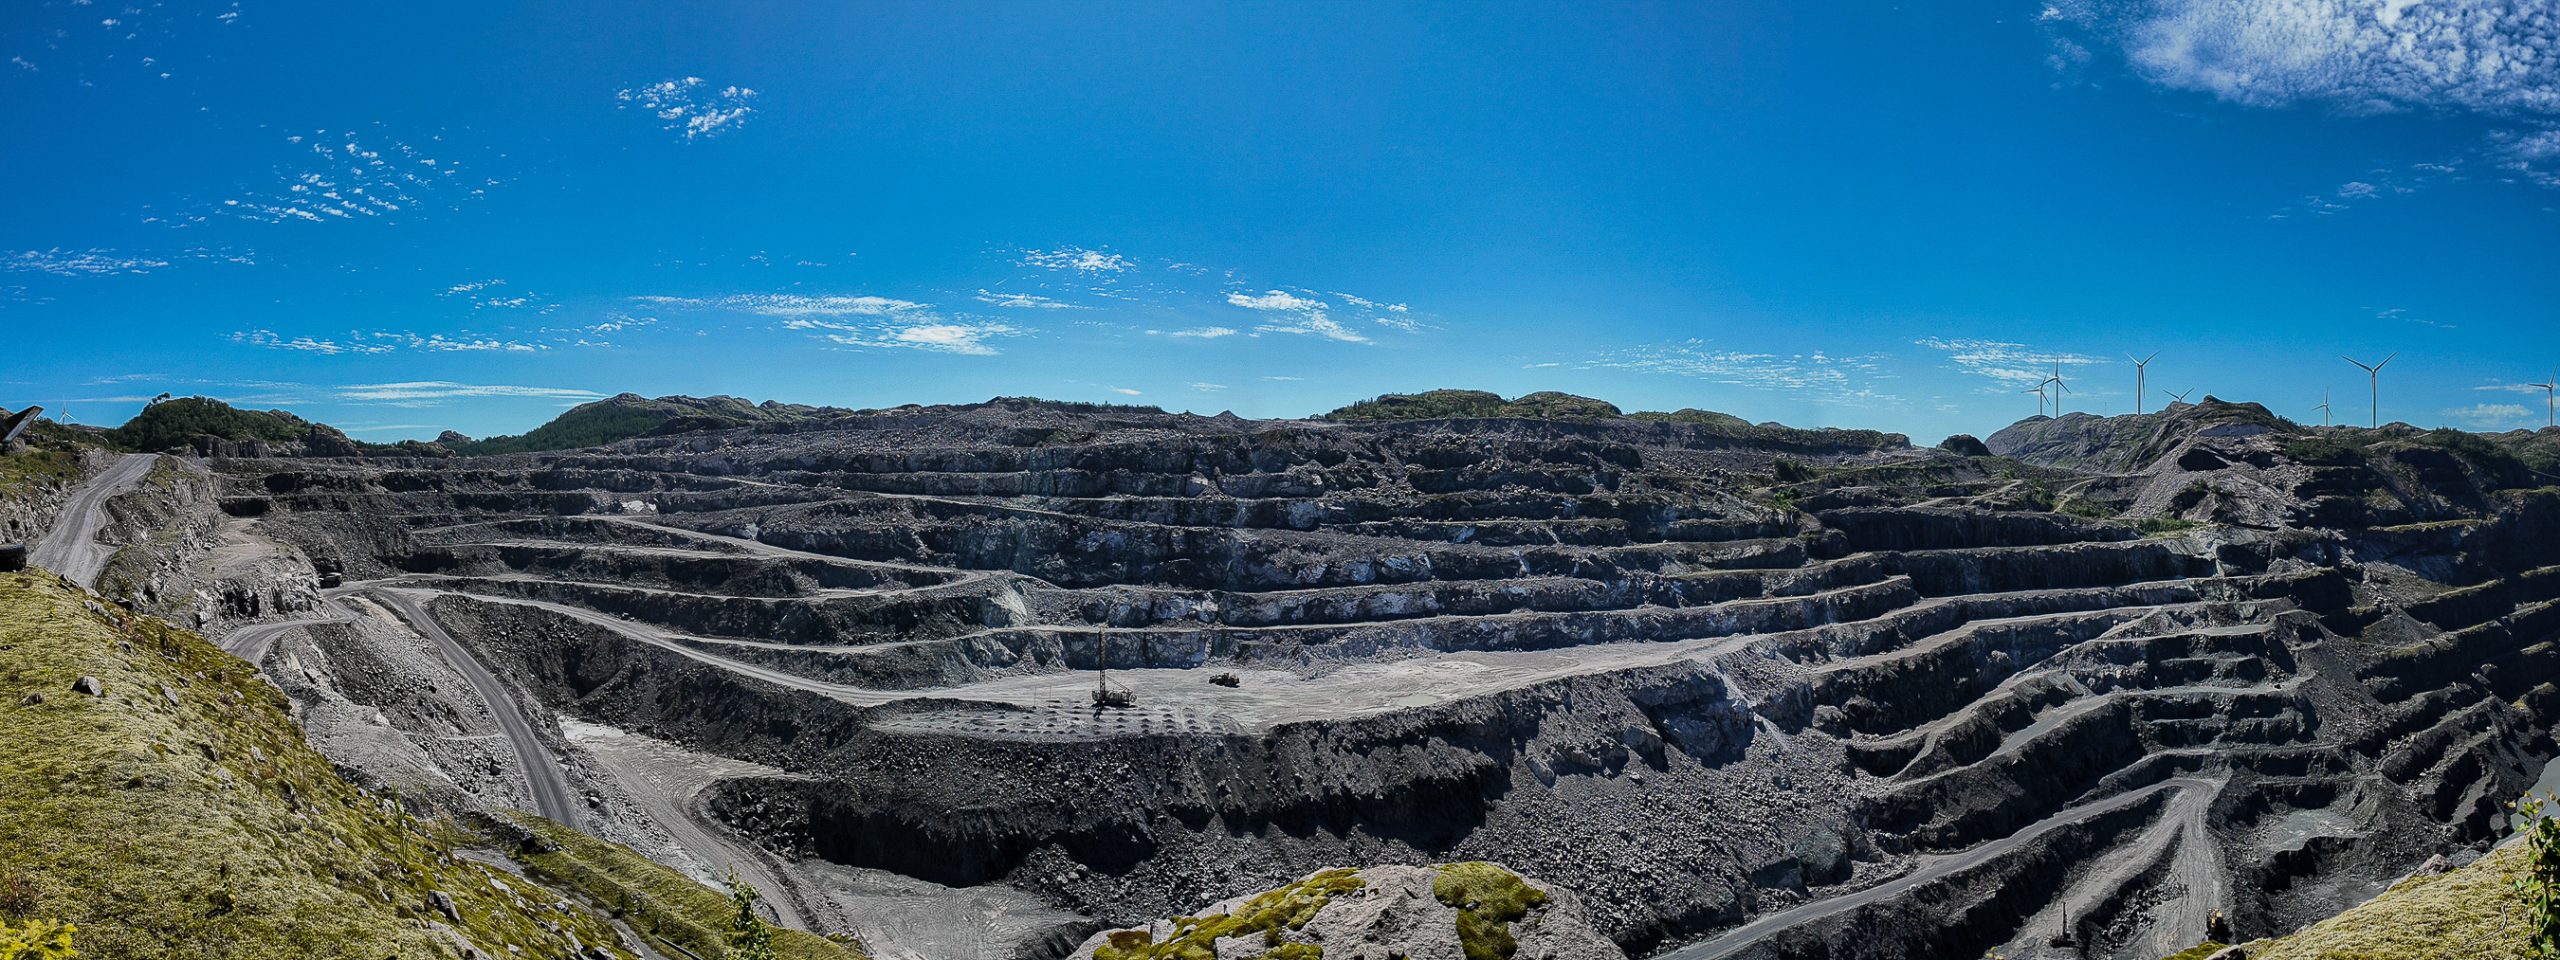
449;393;845;455
1321;389;1622;421
1318;389;1906;450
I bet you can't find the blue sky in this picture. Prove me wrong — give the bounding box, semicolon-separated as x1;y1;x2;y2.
5;1;2557;442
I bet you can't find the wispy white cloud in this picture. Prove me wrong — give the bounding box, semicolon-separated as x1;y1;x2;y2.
2443;402;2534;428
4;248;170;276
1020;248;1132;273
2051;0;2560;114
638;293;927;317
617;77;758;141
639;291;1023;355
1190;382;1227;392
231;329;548;355
335;381;606;404
1225;289;1370;343
2052;1;2560;193
1152;326;1239;339
440;278;551;311
974;289;1085;310
1595;340;1897;404
213;127;481;225
1108;387;1142;396
805;321;1023;355
1915;337;2104;388
2378;306;2456;329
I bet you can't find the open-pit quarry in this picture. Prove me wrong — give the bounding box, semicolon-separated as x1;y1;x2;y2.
84;398;2560;960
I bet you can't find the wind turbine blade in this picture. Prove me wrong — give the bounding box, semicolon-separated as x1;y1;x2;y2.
2379;352;2397;369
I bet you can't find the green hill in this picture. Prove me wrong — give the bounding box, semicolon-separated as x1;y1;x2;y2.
450;394;845;455
107;397;333;453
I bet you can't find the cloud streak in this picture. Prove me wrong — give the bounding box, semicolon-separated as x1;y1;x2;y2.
1594;340;1897;404
335;381;606;404
1915;337;2105;388
232;330;549;354
643;292;1025;355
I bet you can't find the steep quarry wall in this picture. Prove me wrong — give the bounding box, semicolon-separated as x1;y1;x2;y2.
155;401;2560;960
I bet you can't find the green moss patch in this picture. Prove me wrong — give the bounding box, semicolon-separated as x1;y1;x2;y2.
1094;867;1367;960
0;572;629;959
501;812;865;960
2157;941;2225;960
1432;862;1549;960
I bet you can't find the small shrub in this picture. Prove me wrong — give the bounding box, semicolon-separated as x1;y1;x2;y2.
726;871;779;960
2137;517;2201;536
0;875;36;921
1772;459;1814;483
0;919;78;960
2516;794;2560;960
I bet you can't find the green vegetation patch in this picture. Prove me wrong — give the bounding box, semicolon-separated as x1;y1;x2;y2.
0;449;78;501
1432;862;1549;960
1094;867;1367;960
2135;516;2201;537
2157;941;2225;960
0;572;628;958
2248;841;2535;960
501;812;864;960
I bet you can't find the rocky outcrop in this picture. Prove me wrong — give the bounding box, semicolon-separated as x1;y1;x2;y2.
92;458;320;632
1068;863;1624;960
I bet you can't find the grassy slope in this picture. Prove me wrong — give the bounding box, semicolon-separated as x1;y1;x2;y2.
0;572;632;959
2243;842;2534;960
503;812;867;960
0;449;79;501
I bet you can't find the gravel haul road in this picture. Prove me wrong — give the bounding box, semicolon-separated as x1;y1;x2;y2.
28;453;156;588
368;589;584;827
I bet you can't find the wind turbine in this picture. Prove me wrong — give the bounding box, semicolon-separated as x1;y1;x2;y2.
2164;389;2194;406
2045;362;2072;416
2342;353;2397;428
2314;389;2332;427
2128;352;2159;415
2026;383;2050;418
2535;370;2558;429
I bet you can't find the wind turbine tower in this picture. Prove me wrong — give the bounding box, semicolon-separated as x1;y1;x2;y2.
2026;383;2050;418
2045;362;2072;416
2315;389;2332;428
2537;370;2558;429
2128;352;2159;414
2342;353;2396;428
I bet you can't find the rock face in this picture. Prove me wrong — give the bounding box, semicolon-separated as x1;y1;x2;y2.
90;396;2560;960
1069;863;1624;960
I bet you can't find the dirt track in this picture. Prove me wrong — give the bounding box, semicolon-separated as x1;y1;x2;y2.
28;453;155;587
